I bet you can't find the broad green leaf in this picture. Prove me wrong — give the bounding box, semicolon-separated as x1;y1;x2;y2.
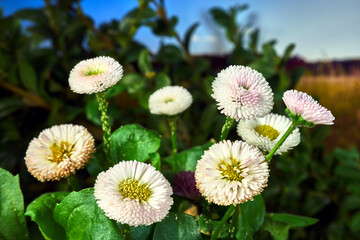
110;124;161;164
153;212;201;240
210;8;231;28
54;188;122;240
138;49;153;74
19;60;37;92
121;73;146;94
86;144;107;178
0;168;29;240
155;72;171;90
149;152;161;170
267;213;318;228
262;217;290;240
105;84;127;99
129;225;154;240
198;214;229;239
281;43;295;66
85;98;101;126
157;45;183;63
25;192;69;240
165;140;214;171
236;195;266;239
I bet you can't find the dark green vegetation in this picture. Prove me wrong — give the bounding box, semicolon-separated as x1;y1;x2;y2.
0;1;359;239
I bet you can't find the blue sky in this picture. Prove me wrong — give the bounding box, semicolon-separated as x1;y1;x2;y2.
1;0;359;62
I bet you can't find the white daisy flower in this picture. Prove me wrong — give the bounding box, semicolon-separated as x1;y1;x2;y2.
69;56;123;94
94;161;173;226
25;124;95;182
283;90;335;125
195;140;269;206
237;113;301;155
212;65;274;121
148;86;193;116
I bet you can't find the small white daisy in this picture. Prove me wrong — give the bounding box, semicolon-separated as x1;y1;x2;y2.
195;140;269;206
283;90;335;125
94;161;173;226
237;113;301;155
25;124;95;182
148;86;193;116
69;56;123;94
212;65;274;121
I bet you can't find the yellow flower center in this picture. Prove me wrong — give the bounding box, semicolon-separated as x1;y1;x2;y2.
118;179;152;202
49;141;71;163
84;68;104;76
164;98;174;103
255;125;279;141
218;159;243;181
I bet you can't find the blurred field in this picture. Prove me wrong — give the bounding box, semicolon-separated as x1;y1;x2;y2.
296;73;360;151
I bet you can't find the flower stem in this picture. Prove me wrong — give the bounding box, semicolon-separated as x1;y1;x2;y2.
67;174;80;191
265;121;297;162
220;116;235;141
121;223;130;239
168;117;178;171
96;93;112;166
231;204;241;239
210;205;235;240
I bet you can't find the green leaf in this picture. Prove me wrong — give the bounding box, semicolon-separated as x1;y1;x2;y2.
149;152;161;170
157;45;183;63
85;98;101;126
105;84;127;99
165;140;214;171
262;217;290;240
210;8;231;28
0;168;30;240
198;214;229;239
86;144;107;178
153;212;201;240
281;43;295;65
25;192;69;240
236;195;266;239
54;188;122;240
267;213;318;228
110;124;161;164
0;98;24;119
121;73;146;94
138;49;153;74
184;22;199;52
155;72;171;90
19;60;37;92
129;225;155;240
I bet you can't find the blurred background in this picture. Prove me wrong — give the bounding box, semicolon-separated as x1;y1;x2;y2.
0;0;359;239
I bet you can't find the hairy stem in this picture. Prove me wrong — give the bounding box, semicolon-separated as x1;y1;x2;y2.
168;117;178;171
220;116;235;141
210;205;235;240
96;93;112;166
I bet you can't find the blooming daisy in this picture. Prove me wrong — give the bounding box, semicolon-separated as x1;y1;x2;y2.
69;56;123;94
195;140;269;206
94;161;173;226
211;65;274;121
25;124;95;182
148;86;193;116
237;114;300;155
283;90;335;125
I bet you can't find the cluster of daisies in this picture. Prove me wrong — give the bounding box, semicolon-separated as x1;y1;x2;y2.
24;56;334;227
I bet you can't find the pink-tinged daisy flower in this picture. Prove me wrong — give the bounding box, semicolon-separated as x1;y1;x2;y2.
69;56;123;94
237;113;300;155
283;90;335;125
94;161;173;226
195;140;269;206
211;65;274;121
149;86;193;116
25;124;95;182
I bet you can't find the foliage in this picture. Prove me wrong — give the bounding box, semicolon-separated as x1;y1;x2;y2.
0;1;358;239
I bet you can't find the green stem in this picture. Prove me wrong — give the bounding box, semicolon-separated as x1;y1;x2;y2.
231;204;241;239
168;117;178;171
67;174;80;191
96;93;112;166
210;205;236;240
220;116;235;141
265;121;297;162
